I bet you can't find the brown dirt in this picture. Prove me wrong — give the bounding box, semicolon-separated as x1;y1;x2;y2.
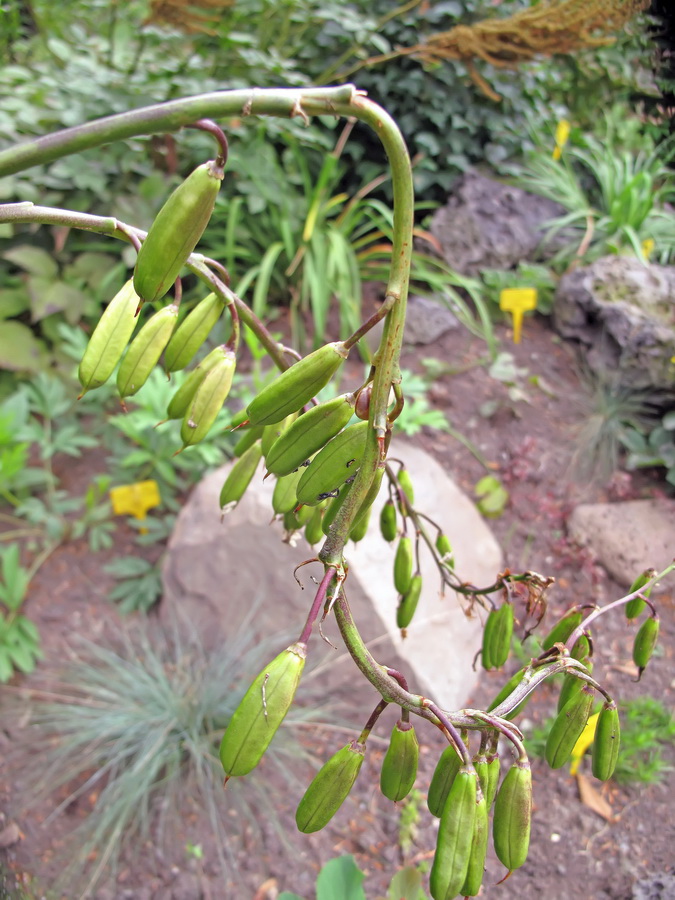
0;314;673;900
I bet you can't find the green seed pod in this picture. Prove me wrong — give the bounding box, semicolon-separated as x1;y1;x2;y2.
166;346;225;419
427;743;462;818
134;159;224;304
349;465;385;539
180;349;236;447
246;342;349;427
545;684;595;769
163;292;225;372
349;505;371;544
393;535;414;595
591;700;621;782
493;758;532;871
625;569;656;619
483;603;513;670
264;393;356;477
485;752;500;810
380;720;419;802
380;499;397;542
459;790;488;897
397;575;423;630
472;754;488;805
435;533;453;565
296;421;369;507
633;615;660;677
283;509;303;532
219;642;306;777
295;740;365;834
557;660;593;714
429;767;477;900
541;608;583;651
304;503;326;546
397;467;415;512
322;480;354;537
571;632;592;661
117;303;179;398
272;466;304;516
219;441;263;510
233;424;265;457
78;279;141;393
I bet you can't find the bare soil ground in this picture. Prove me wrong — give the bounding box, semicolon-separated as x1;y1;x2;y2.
0;314;673;900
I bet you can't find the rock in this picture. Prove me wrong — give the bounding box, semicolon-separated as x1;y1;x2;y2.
0;822;21;849
428;171;565;274
404;294;459;345
161;441;502;711
567;499;675;587
632;873;675;900
554;256;675;398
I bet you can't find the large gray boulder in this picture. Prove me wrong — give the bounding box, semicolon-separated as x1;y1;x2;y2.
161;441;503;712
554;256;675;397
428;170;565;274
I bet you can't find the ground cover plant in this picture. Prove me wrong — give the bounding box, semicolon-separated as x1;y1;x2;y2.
0;77;672;900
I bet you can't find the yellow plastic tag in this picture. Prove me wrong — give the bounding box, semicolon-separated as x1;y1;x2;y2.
499;288;537;344
110;480;161;532
569;711;599;776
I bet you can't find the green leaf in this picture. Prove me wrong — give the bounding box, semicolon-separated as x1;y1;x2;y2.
7;638;38;674
3;245;59;278
0;321;45;372
316;855;366;900
28;278;89;323
387;867;428;900
0;286;30;319
0;648;14;683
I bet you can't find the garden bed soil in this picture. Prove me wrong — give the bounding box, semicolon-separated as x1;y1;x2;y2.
1;313;673;900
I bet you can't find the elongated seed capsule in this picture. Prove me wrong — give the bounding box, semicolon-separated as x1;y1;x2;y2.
545;684;595;769
541;608;583;651
321;480;354;537
571;632;591;661
485;752;500;809
435;533;453;563
557;660;593;713
283;509;303;532
78;279;141;392
134;159;224;303
380;721;419;802
592;700;621;781
397;575;423;630
261;412;297;459
294;502;314;527
233;424;264;457
219;441;263;510
180;350;236;447
117;303;179;398
488;603;514;669
296;421;369;507
349;506;371;544
349;465;385;537
295;740;365;834
393;536;414;595
429;767;477;900
272;466;304;516
480;609;497;671
493;758;532;871
633;615;660;677
166;346;226;419
265;393;356;477
460;789;488;897
625;568;656;619
427;744;462;818
304;504;326;546
219;642;306;777
246;342;349;427
397;467;415;511
472;754;488;805
380;499;397;542
163;292;225;372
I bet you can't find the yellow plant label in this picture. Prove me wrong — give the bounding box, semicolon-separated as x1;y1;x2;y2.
499;288;538;344
110;480;161;526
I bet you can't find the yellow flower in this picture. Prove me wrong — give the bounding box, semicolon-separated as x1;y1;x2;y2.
553;119;571;161
641;238;655;260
